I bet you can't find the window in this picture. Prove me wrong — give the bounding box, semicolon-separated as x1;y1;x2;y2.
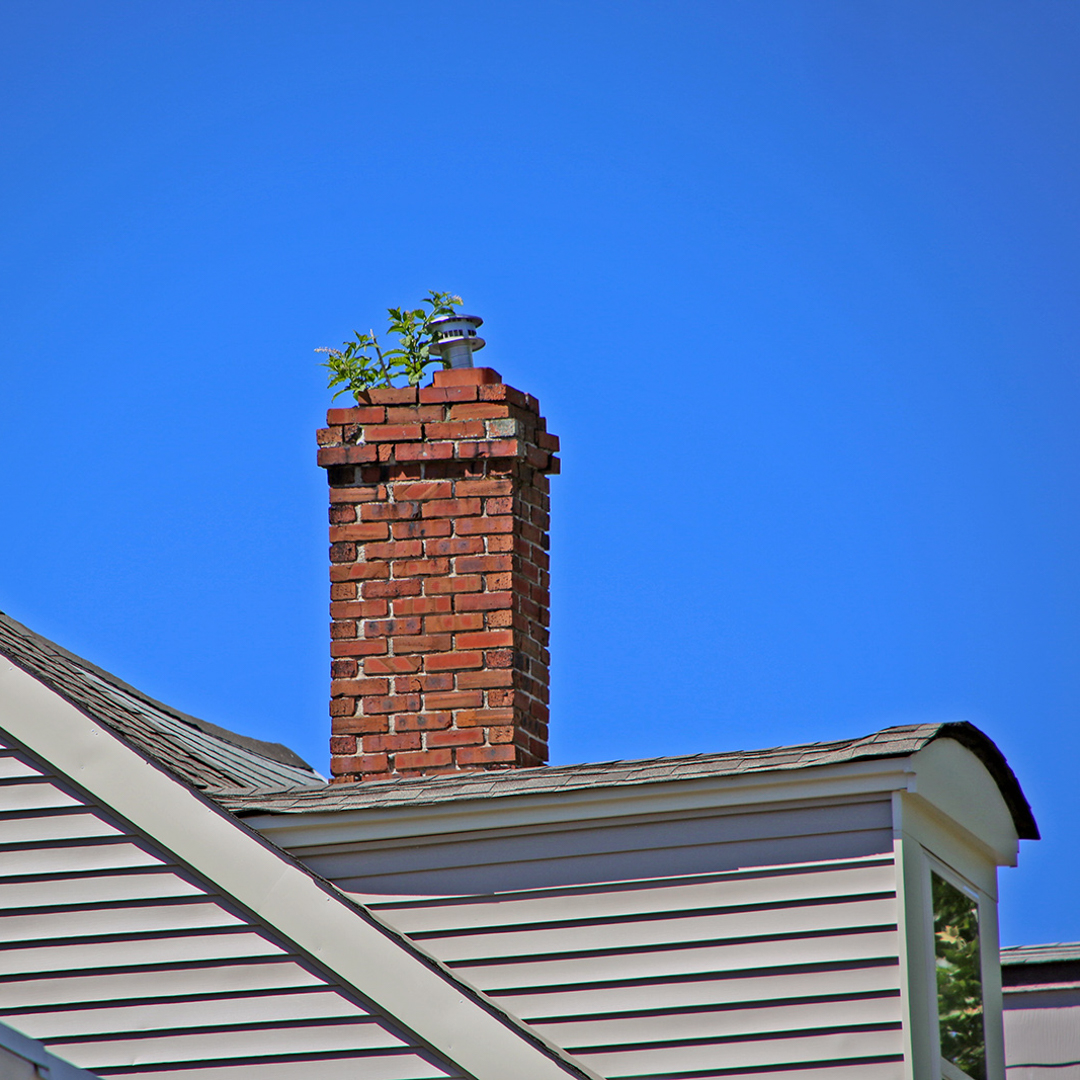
932;871;986;1080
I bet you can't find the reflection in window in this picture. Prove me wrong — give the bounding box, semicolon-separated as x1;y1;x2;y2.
933;872;986;1080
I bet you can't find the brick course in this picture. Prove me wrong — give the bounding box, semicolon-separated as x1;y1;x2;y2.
320;367;559;781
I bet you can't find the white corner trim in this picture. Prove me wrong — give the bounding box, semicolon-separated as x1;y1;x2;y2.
0;657;602;1080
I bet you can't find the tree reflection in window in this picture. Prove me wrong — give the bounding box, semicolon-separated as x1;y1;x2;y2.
933;872;986;1080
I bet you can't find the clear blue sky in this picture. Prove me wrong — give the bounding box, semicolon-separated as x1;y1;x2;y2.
2;2;1078;947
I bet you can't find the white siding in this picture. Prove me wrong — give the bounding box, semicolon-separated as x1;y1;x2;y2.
1004;986;1080;1078
282;797;903;1079
0;745;463;1080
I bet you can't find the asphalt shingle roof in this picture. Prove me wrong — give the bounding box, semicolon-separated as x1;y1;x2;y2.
219;719;1038;841
1001;943;1080;966
0;610;324;796
0;610;1037;841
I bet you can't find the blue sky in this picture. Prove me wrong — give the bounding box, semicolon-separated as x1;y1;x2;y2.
2;1;1078;946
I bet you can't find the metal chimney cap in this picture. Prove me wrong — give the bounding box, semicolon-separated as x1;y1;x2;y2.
428;314;486;368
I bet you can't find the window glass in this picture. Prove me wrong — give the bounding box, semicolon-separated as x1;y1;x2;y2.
932;871;986;1080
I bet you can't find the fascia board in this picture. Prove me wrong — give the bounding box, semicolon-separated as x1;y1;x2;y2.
0;656;602;1080
246;759;918;850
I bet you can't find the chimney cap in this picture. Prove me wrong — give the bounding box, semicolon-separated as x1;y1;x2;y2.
428;314;486;369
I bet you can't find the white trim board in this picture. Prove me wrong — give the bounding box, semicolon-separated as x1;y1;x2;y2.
0;655;602;1080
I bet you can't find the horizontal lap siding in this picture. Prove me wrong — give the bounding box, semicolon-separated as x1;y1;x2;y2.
321;800;904;1079
308;800;894;898
0;747;462;1080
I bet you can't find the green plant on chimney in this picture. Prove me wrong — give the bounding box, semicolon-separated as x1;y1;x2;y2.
316;291;463;401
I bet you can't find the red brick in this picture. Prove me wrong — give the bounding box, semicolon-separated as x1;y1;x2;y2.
329;735;356;755
363;694;421;715
424;421;485;440
329;620;356;639
329;504;357;524
362;579;421;599
423;690;484;710
423;498;481;519
478;383;529;407
363;732;421;753
424;537;484;557
363;655;422;674
363;617;422;638
455;515;514;536
485;497;513;514
364;386;418;405
424;575;482;594
327;487;379;503
392;519;453;539
456;630;514;649
394;712;452;731
456;555;512;574
455;708;515;727
423;613;483;634
361;502;419;521
394;441;454;461
330;522;389;542
448;404;511;422
391;481;452;501
455;744;517;765
391;633;452;653
332;715;388;735
487;725;516;744
328;406;385;424
392;595;452;616
317;445;378;467
330;639;387;657
331;677;389;697
418;385;479;404
329;755;365;775
330;563;390;582
361;423;421;442
393;558;450;577
425;651;484;671
486;649;515;668
426;728;484;748
455;478;513;497
454;591;512;612
432;366;502;386
364;540;422;560
384;405;443;423
456;669;514;689
392;675;449;695
394;749;453;770
457;440;520;459
329;542;356;564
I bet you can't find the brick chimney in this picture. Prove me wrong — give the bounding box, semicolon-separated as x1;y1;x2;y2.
318;367;559;782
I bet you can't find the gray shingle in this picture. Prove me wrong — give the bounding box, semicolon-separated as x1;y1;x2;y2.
220;720;1038;841
0;610;324;796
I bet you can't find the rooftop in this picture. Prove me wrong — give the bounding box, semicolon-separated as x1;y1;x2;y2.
0;609;1037;842
0;610;324;796
221;719;1038;841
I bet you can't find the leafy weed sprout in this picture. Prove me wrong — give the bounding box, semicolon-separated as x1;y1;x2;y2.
316;291;463;402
